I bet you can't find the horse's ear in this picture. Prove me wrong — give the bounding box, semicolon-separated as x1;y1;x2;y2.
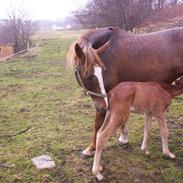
75;43;85;60
96;41;110;55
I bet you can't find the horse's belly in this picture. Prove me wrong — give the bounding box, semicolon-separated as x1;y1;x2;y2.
130;105;152;114
130;89;157;114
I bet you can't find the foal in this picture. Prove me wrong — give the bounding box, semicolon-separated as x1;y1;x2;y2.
92;78;183;181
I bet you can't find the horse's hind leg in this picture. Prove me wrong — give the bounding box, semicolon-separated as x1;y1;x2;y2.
119;124;129;145
92;112;123;181
141;113;152;155
81;111;105;159
155;112;175;159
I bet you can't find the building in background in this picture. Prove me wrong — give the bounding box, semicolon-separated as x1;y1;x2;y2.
0;37;14;59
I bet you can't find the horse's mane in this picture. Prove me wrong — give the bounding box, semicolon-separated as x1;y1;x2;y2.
67;28;115;77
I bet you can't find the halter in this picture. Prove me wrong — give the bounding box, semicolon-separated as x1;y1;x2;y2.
75;68;107;98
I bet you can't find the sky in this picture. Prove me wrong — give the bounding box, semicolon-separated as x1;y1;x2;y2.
0;0;87;20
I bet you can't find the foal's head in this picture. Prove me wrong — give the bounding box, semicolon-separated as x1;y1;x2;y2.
68;40;110;113
175;77;183;85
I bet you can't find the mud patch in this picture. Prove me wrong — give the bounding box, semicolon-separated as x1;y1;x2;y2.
0;84;22;92
15;71;49;78
174;97;183;102
2;69;24;77
79;103;92;109
55;85;73;91
20;108;30;113
0;84;22;99
2;68;50;78
167;120;183;129
65;146;160;183
175;159;183;169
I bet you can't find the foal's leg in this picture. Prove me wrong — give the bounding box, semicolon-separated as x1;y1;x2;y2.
141;113;152;155
81;111;105;159
119;124;129;145
155;112;175;159
92;113;124;181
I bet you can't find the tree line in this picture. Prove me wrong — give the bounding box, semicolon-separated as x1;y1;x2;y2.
74;0;183;31
0;4;35;53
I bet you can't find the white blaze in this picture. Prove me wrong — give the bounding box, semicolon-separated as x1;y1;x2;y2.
94;66;108;108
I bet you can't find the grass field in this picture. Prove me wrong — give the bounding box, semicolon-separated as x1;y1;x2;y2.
0;30;183;183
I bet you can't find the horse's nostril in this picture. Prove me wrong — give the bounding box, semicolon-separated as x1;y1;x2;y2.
94;105;107;113
101;107;107;113
94;105;100;112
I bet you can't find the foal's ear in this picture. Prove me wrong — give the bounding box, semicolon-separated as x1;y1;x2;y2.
75;43;85;60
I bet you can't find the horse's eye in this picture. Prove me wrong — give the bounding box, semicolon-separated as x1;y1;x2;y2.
87;74;94;80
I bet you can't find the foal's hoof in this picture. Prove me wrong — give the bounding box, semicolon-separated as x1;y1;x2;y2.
80;153;93;160
118;141;129;146
163;153;176;160
96;173;104;181
142;149;150;156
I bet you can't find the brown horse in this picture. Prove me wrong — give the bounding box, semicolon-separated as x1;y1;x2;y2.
67;27;183;159
92;78;183;181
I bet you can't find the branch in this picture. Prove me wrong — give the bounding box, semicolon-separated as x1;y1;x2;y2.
0;163;15;168
0;126;31;138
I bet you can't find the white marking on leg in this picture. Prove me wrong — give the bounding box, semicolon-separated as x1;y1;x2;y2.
82;147;94;156
94;66;108;108
157;114;175;159
119;125;129;144
141;113;152;153
92;134;104;181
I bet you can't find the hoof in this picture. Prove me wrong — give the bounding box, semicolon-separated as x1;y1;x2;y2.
96;173;104;181
163;153;176;160
144;151;150;156
80;153;93;160
118;141;129;146
141;149;150;156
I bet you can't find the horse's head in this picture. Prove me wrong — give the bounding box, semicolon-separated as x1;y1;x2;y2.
73;41;110;113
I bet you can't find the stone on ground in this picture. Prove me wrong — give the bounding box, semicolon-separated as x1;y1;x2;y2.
32;155;55;170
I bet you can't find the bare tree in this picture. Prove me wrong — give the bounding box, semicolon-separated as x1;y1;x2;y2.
169;0;183;6
74;0;155;31
2;3;35;53
73;0;183;31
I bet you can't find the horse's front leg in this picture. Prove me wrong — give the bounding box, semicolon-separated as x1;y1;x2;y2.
118;124;129;145
81;111;105;159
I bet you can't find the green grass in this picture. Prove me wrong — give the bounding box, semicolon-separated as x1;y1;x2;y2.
0;30;183;183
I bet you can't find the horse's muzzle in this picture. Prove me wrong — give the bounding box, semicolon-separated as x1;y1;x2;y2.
95;105;107;114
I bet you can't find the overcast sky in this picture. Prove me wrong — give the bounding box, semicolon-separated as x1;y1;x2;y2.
0;0;87;20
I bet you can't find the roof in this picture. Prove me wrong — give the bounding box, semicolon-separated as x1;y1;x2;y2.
0;27;15;46
0;37;14;46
